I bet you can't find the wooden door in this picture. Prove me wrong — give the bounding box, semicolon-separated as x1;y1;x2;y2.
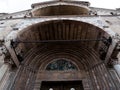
40;81;84;90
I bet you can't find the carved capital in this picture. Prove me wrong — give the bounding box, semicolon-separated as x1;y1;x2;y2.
0;45;14;65
112;33;120;42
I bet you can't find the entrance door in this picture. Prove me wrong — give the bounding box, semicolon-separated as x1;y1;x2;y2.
40;81;84;90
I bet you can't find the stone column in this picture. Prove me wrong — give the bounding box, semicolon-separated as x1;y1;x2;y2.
0;49;14;90
0;62;11;90
0;63;10;82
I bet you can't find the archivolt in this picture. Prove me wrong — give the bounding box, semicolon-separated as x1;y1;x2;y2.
23;45;101;72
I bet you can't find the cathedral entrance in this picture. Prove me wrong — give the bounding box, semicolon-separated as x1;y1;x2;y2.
40;81;84;90
10;20;115;90
39;59;85;90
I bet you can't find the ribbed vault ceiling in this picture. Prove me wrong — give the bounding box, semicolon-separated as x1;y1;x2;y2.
17;20;106;51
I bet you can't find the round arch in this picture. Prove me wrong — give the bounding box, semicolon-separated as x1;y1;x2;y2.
13;19;112;71
9;19;116;90
16;20;110;54
32;4;90;16
21;44;101;71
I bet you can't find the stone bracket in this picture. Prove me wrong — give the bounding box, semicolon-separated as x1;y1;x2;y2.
105;34;120;65
5;40;20;68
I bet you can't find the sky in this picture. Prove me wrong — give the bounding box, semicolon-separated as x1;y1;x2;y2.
0;0;120;13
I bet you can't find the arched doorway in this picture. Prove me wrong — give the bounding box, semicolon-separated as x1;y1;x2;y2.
40;81;84;90
10;20;115;90
41;59;83;90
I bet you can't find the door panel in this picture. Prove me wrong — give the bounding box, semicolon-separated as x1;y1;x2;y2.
40;81;84;90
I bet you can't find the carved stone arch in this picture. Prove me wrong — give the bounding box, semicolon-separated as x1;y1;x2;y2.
31;2;90;16
7;19;114;68
15;20;111;62
6;19;119;90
